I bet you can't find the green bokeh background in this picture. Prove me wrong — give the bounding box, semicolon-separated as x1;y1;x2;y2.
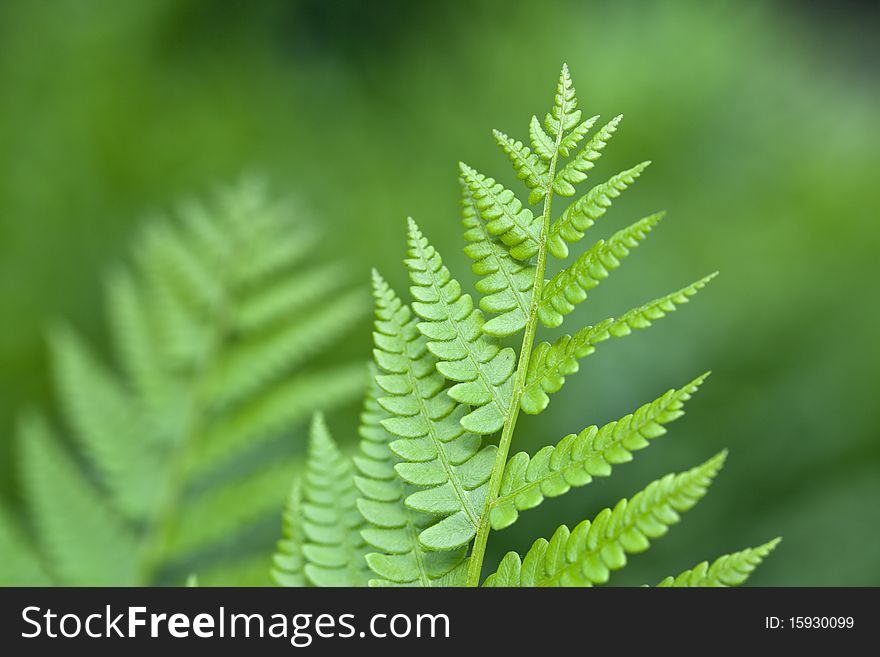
1;0;877;585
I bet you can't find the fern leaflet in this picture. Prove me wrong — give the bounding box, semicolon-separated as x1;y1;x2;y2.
461;180;535;337
522;274;716;414
484;452;727;586
458;164;543;261
547;161;651;259
406;219;516;434
492;129;549;199
656;538;782;587
490;373;710;530
272;481;307;587
355;371;466;586
274;414;370;587
553;115;623;197
538;212;665;328
371;271;495;551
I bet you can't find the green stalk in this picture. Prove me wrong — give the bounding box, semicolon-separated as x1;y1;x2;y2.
135;235;250;585
465;128;563;587
134;303;231;585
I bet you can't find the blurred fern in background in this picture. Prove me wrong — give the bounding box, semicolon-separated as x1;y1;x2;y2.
0;182;366;585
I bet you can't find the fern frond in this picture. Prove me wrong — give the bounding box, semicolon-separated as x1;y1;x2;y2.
297;414;370;587
558;115;599;158
484;452;727;586
18;413;138;586
656;538;781;587
4;181;365;586
492;130;549;198
355;371;466;586
525;111;599;203
461;180;535;337
371;271;495;551
235;263;350;334
490;373;710;530
274;64;770;589
547;161;651;259
405;219;515;434
145;220;225;314
538;212;664;328
458;163;543;261
49;327;162;520
523;274;715;413
553;115;623;197
544;63;583;140
529;115;555;161
106;269;165;411
272;481;307;587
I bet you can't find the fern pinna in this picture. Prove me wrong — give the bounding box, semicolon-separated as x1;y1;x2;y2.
274;65;779;588
0;182;367;586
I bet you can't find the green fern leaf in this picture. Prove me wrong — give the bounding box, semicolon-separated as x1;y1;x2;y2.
553;115;623;197
4;181;365;586
299;413;370;587
270;63;772;589
235;263;350;334
544;63;583;140
18;413;139;586
529;115;556;161
268;63;783;590
272;481;308;587
547;161;651;259
355;370;466;586
558;115;599;158
525;109;599;203
458;163;543;261
656;538;781;587
491;373;710;530
539;212;664;328
370;271;495;550
461;179;535;337
48;327;163;521
406;219;515;434
485;452;727;586
492;129;549;197
105;269;166;412
522;274;716;413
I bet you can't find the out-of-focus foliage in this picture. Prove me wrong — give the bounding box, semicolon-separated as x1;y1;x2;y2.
0;183;366;585
0;0;877;585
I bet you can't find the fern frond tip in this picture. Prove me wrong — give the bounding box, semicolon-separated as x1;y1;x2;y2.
657;537;782;587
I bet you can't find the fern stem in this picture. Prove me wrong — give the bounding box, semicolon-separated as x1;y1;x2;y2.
134;239;247;585
134;347;224;584
465;125;563;587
